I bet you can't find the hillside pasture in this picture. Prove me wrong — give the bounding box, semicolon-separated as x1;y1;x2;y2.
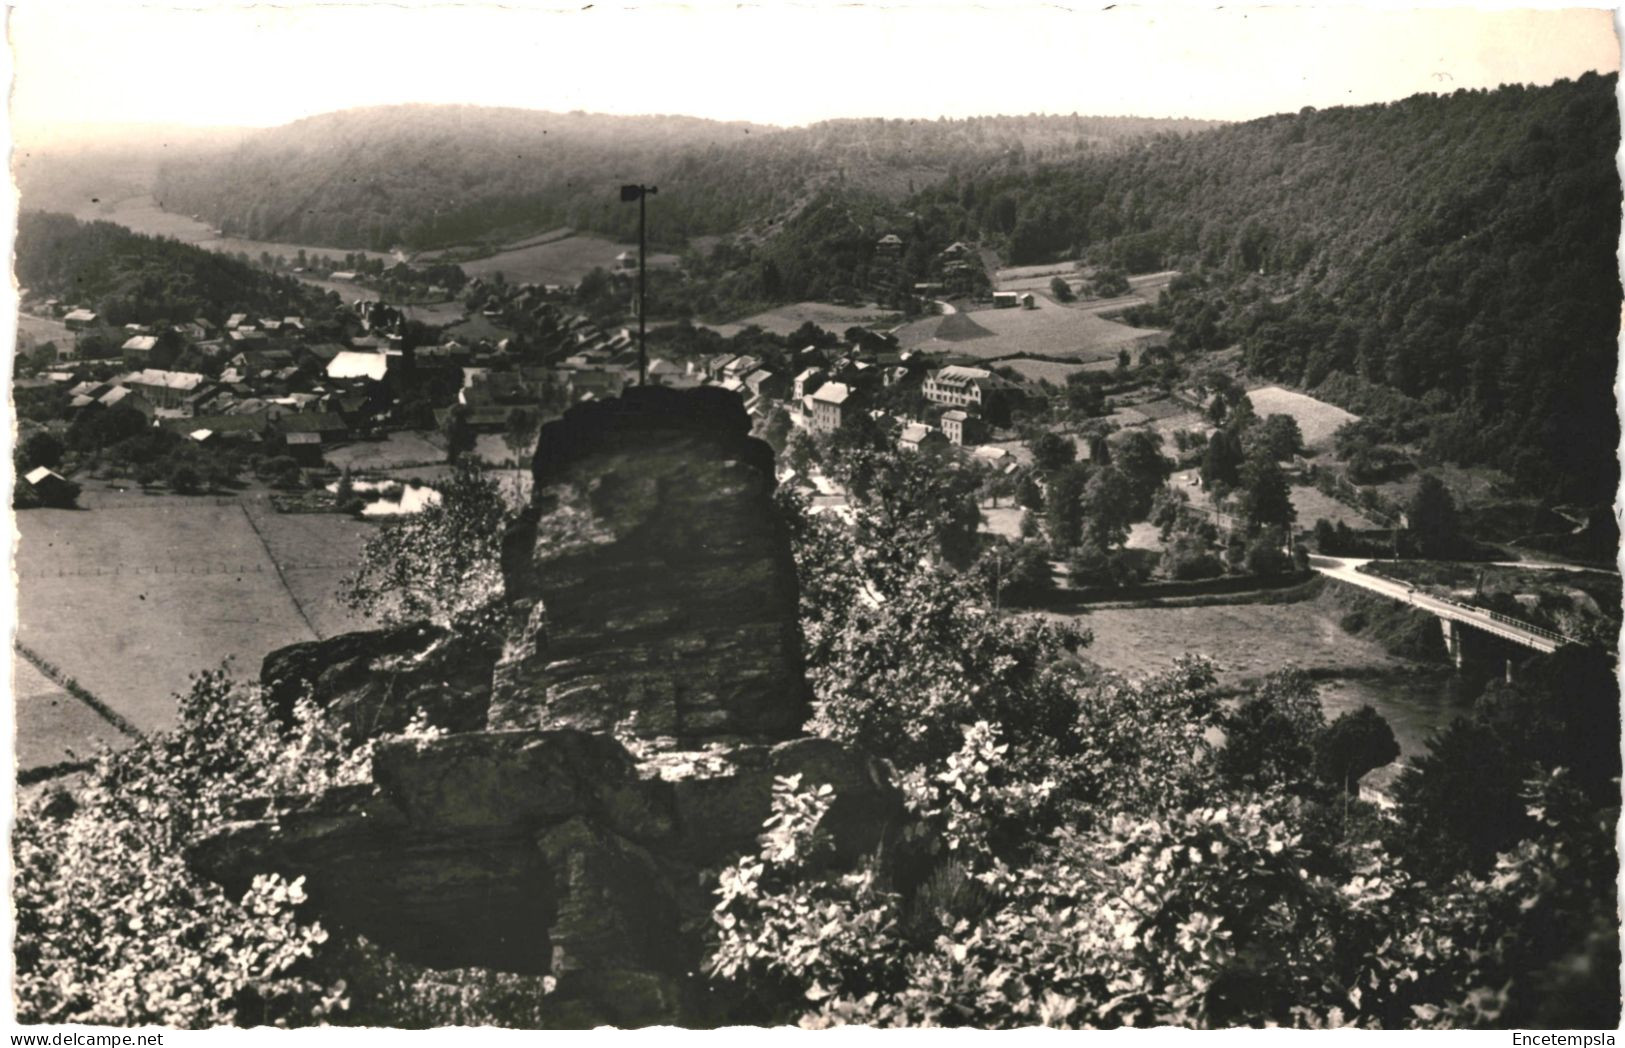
984;358;1088;386
707;301;903;339
14;498;323;735
458;233;678;287
14;656;130;773
1245;385;1359;450
898;295;1163;362
240;498;378;640
1290;484;1380;530
17;312;74;352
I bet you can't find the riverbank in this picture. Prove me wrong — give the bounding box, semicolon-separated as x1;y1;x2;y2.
1051;581;1472;797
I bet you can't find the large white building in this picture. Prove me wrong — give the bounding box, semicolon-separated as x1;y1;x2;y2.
922;365;1007;410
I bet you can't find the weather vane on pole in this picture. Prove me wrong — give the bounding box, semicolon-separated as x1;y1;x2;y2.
619;184;658;386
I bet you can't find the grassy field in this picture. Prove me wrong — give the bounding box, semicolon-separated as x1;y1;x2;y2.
997;358;1090;385
1291;483;1380;530
1066;593;1411;683
979;505;1023;540
14;499;325;734
443;313;516;344
898;295;1163;362
1245;385;1359;450
241;497;378;641
458;233;677;287
326;433;447;473
17;312;74;353
708;301;903;339
401;301;468;326
67;194;395;264
13;656;129;773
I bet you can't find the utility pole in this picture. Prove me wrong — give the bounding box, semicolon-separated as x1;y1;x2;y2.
619;184;658;386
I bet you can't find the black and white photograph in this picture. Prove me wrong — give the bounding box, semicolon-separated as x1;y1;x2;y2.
4;0;1622;1032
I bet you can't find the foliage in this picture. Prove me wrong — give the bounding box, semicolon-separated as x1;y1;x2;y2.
1406;473;1460;557
1237;454;1295;533
13;668;369;1027
340;464;510;628
15;211;341;329
1315;706;1401;794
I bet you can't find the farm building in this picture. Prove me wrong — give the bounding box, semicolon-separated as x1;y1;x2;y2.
22;467;77;507
992;291;1020;309
63;309;98;330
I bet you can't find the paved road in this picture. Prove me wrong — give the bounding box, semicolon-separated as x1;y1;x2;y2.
1309;555;1570;653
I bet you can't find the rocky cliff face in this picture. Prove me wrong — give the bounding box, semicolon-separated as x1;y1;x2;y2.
491;385;811;743
190;387;901;1027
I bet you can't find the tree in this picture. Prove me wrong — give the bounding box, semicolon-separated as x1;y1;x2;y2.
502;407;539;468
1015;471;1045;512
441;405;477;465
1238;454;1296;533
1048;275;1074;302
1407;473;1460;557
168;464;202;495
1111;430;1172;519
758;407;793;455
1314;705;1400;794
1200;427;1243;494
1030;431;1076;473
18;432;64;472
341;465;510;628
976;539;1054;606
1217;670;1325;791
1247;414;1305;462
1080;466;1134;551
1044;464;1089;552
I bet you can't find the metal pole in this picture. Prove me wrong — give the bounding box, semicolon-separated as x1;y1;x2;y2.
638;189;647;387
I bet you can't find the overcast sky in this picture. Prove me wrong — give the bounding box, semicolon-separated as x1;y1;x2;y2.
8;3;1620;141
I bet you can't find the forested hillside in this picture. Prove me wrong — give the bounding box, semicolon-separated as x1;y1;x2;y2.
15;211;344;328
908;72;1621;502
149;106;1219;252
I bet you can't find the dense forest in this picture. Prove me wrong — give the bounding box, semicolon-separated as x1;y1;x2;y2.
149;107;1219;252
902;73;1618;504
14;211;345;328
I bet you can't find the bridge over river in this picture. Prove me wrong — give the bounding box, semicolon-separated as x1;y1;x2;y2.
1308;555;1575;665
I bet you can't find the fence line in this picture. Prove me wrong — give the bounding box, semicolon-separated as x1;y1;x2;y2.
17;563;355;579
14;641;142;740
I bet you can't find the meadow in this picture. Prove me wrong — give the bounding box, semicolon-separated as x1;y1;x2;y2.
67;194;396;264
1244;385;1359;450
1290;482;1380;530
14;491;377;742
708;301;903;339
897;295;1163;362
458;233;678;287
13;656;128;774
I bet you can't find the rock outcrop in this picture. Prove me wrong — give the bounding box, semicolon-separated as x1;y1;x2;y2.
491;385;811;743
261;621;499;737
198;388;901;1027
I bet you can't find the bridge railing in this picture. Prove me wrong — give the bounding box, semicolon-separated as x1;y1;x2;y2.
1423;593;1571;645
